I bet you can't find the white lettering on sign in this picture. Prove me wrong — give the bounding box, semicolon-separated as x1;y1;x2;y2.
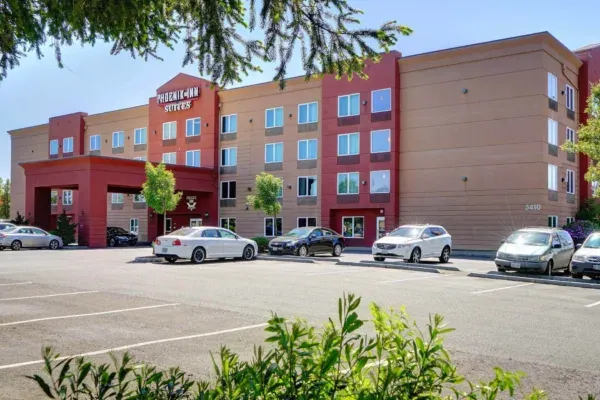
525;204;542;211
157;87;200;105
164;101;192;112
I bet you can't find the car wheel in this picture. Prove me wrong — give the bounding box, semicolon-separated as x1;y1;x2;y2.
165;257;177;264
298;245;308;257
439;246;451;263
409;247;421;263
191;247;206;264
497;267;506;272
243;245;255;261
49;240;59;250
544;260;553;276
0;247;4;251
572;272;583;279
11;240;22;251
332;244;343;257
374;257;385;262
129;241;137;247
109;238;116;247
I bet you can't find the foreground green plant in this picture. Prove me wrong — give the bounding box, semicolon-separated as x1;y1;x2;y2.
30;294;551;399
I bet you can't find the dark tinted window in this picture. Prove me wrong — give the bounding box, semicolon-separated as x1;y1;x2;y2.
18;228;33;234
558;231;573;246
422;228;435;238
312;229;323;237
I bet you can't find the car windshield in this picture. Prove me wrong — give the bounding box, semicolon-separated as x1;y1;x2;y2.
110;227;129;235
583;234;600;249
284;227;312;237
168;228;196;236
388;227;422;239
506;231;551;246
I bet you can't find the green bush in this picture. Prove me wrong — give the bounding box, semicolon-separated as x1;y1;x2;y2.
30;294;555;399
50;211;78;245
251;236;270;253
577;198;600;223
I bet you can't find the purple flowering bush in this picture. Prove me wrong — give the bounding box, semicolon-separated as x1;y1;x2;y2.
563;220;600;244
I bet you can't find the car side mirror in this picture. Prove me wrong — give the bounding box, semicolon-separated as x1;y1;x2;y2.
553;243;561;249
576;243;582;249
500;240;505;244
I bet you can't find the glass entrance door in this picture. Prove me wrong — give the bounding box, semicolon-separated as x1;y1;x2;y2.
376;216;386;239
190;218;203;227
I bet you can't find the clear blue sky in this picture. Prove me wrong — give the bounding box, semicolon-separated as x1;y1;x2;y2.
1;0;599;181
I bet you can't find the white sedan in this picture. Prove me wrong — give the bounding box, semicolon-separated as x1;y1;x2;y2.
372;224;452;263
153;226;258;264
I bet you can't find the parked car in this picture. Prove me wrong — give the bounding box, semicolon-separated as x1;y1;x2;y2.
107;227;138;247
0;222;15;231
372;224;452;263
570;232;600;279
153;226;258;264
0;226;63;250
495;227;574;275
267;227;345;257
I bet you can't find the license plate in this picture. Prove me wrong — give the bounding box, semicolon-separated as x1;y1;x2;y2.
162;248;168;253
511;262;521;269
381;250;388;254
593;265;600;271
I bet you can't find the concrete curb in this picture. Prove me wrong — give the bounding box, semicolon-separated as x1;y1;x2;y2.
358;260;460;272
336;261;441;274
256;255;315;264
468;272;600;290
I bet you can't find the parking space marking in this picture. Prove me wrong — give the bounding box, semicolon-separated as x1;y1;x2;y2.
472;283;533;294
584;300;600;308
0;282;32;287
0;322;268;370
0;291;100;302
305;269;366;276
376;275;446;284
0;303;180;327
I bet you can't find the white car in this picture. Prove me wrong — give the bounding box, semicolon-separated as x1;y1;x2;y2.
0;226;63;251
153;226;258;264
372;224;452;263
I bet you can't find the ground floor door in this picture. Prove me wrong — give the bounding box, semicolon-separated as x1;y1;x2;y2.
190;218;203;227
376;216;386;239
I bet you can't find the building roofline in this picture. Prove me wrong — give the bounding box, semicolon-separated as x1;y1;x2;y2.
574;43;600;53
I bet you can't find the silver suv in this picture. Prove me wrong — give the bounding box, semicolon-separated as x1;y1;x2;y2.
495;227;574;275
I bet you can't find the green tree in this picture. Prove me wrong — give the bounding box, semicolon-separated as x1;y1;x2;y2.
10;211;29;226
0;178;9;219
50;211;78;245
1;1;411;88
247;173;282;235
142;162;182;235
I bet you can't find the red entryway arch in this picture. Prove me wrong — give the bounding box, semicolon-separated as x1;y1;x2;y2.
21;155;218;247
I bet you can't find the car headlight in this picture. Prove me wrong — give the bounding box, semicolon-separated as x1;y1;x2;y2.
573;254;586;261
397;244;411;248
497;252;507;259
372;243;377;248
535;253;552;262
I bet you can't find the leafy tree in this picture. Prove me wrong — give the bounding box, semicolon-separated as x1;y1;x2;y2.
1;0;411;88
247;173;282;235
0;178;9;219
142;162;182;235
10;211;29;226
50;211;78;245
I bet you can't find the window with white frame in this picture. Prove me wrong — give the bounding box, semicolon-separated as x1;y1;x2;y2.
221;114;237;134
265;107;284;128
112;131;124;148
134;156;146;161
371;88;391;113
134;128;147;145
264;217;282;237
567;169;575;194
337;133;359;156
548;164;558;191
221;181;236;199
50;191;58;205
566;127;575;144
221;147;237;166
548;215;558;228
162;152;176;164
49;140;59;155
133;193;145;203
298;217;317;228
342;216;364;238
337;172;359;195
186;150;201;167
371;129;391;153
163;121;177;140
370;170;390;193
548;72;558;100
220;218;237;232
298;102;318;124
62;190;73;206
130;218;139;234
298;176;317;197
566;217;575;225
548;119;558;146
186;118;201;137
63;137;74;153
298;139;317;160
265;142;283;163
111;193;124;204
566;85;575;111
90;134;101;151
338;94;360;117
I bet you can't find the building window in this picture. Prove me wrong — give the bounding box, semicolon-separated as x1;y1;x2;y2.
163;121;177;140
134;128;147;145
566;217;575;225
548;164;558;191
265;107;284;128
548;215;558;228
221;147;237;166
186;150;201;167
370;129;391;153
112;131;124;148
186;118;201;137
548;72;558;100
277;179;284;198
298;139;317;160
221;181;236;199
130;218;139;234
265;142;284;163
370;170;390;194
337;133;360;156
50;191;58;206
338;94;360;117
49;139;59;155
165;218;172;233
264;217;282;237
220;218;237;232
90;135;101;151
62;190;73;206
63;137;74;153
221;114;237;134
298;176;317;197
566;85;575;111
337;172;360;195
566;127;576;144
371;88;391;113
111;193;124;204
134;156;147;161
548;119;558;145
566;169;575;194
298;217;317;228
133;193;145;203
342;216;364;238
162;152;176;164
298;102;318;124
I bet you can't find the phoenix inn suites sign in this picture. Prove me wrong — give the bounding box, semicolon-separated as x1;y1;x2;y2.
157;86;200;112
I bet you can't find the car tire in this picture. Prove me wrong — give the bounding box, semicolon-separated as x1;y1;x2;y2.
544;260;553;276
572;272;583;279
297;245;308;257
49;240;59;250
374;257;385;262
497;267;506;272
0;247;4;251
408;247;421;263
439;246;451;263
11;240;22;251
191;247;206;264
332;244;343;257
129;241;137;247
109;238;116;247
243;245;255;261
165;257;177;264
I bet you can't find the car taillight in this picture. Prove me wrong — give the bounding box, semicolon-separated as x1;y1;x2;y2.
172;239;182;246
0;234;5;238
155;239;161;245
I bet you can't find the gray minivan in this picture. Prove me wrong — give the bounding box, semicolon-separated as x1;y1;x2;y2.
495;227;574;275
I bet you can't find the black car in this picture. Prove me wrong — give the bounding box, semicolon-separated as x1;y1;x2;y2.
107;227;138;247
268;227;345;257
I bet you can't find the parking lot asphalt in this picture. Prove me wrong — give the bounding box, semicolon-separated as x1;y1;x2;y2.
0;248;599;399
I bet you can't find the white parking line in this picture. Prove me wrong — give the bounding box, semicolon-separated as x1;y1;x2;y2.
376;275;445;284
0;303;180;327
584;300;600;308
306;269;365;276
472;283;533;294
0;322;268;370
0;282;32;287
0;291;100;301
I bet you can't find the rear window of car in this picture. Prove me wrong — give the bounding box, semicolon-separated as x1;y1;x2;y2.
168;228;196;236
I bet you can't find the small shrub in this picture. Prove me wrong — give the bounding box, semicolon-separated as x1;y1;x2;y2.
576;198;600;223
563;220;599;244
50;211;78;245
10;211;29;226
252;236;270;253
